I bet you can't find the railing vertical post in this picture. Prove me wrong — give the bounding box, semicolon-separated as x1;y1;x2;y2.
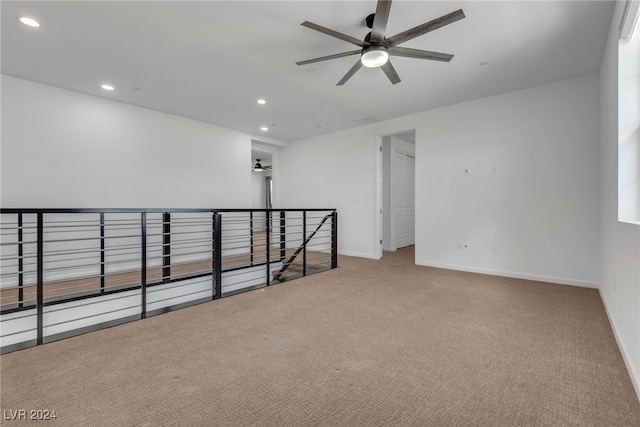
249;211;254;265
266;210;271;285
280;211;286;261
162;212;171;282
100;213;105;293
141;212;147;319
18;213;24;307
213;212;222;299
36;212;43;345
302;211;307;276
331;211;338;269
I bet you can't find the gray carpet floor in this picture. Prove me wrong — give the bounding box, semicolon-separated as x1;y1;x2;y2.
1;247;639;426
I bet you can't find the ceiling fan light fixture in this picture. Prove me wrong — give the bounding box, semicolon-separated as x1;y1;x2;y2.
254;159;264;172
361;45;389;68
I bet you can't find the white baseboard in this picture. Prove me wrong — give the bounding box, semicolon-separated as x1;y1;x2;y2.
599;290;640;402
415;260;599;289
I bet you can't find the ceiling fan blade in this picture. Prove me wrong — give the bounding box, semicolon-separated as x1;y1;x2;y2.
386;9;465;47
301;21;366;47
381;60;401;85
337;60;363;86
370;0;392;43
389;46;453;62
296;50;362;66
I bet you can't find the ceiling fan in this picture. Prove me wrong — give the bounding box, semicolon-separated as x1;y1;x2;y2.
253;159;272;172
296;0;465;85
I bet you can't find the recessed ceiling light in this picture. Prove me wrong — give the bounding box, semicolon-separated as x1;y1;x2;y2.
101;84;115;91
317;123;327;128
257;99;266;105
260;126;268;132
480;61;489;66
18;16;40;28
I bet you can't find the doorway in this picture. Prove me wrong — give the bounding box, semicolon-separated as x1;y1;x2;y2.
251;147;274;231
379;130;416;256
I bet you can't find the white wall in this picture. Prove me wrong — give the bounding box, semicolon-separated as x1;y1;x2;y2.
1;75;285;208
599;1;640;397
413;74;600;287
280;74;601;288
278;126;377;258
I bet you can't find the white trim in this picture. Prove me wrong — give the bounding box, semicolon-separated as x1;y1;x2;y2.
600;290;640;401
251;140;282;207
374;136;383;259
374;128;417;260
620;0;640;40
415;260;599;289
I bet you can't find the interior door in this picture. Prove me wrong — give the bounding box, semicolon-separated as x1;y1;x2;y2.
393;150;415;249
406;154;415;246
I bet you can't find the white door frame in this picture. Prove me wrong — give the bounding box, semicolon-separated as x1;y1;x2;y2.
373;129;416;259
251;140;282;207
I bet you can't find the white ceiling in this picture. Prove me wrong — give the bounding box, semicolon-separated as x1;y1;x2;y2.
1;1;614;142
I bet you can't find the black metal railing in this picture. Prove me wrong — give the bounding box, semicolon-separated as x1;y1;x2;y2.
0;208;337;353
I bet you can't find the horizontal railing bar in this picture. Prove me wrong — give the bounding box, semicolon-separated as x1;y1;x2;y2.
1;327;38;339
39;258;140;273
45;303;141;327
0;240;38;247
146;249;211;260
49;250;137;260
146;230;213;238
102;243;143;252
147;241;212;250
0;270;36;278
42;234;140;244
151;237;213;246
40;245;134;257
1;259;38;268
40;223;140;230
147;222;212;227
0;208;335;214
146;288;211;306
146;277;212;295
0;255;37;262
221;264;269;277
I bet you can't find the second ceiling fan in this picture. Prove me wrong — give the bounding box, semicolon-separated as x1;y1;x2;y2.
296;0;465;85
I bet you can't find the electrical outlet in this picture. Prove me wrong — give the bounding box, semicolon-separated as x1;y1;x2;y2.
491;166;498;175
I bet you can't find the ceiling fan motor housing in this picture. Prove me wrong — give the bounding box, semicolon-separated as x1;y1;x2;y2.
361;44;389;68
365;13;376;28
